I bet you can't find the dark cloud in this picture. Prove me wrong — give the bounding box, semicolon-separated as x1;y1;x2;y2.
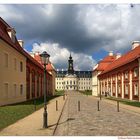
1;4;140;58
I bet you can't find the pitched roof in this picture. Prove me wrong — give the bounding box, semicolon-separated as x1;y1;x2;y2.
56;70;92;77
100;46;140;75
33;53;56;71
93;55;116;71
46;62;56;71
0;17;43;69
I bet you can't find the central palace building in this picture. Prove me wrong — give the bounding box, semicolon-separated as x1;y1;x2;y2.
55;54;92;91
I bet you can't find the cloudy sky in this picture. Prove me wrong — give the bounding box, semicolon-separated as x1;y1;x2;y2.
0;4;140;70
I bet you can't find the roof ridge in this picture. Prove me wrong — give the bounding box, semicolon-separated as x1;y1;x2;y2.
100;46;140;74
0;17;11;28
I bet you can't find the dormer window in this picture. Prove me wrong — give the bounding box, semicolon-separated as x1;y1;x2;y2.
7;27;16;43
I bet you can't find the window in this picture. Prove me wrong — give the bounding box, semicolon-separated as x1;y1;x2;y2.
125;84;129;95
20;84;23;95
20;61;23;72
70;81;72;85
113;85;115;93
118;74;121;80
124;71;128;79
118;84;121;94
134;84;138;96
14;58;17;70
4;83;8;97
14;84;17;96
113;76;115;81
4;53;8;67
134;68;138;77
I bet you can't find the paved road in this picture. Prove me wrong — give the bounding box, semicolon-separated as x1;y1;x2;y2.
54;91;140;136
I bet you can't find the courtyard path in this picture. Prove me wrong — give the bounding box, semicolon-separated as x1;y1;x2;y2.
0;95;66;136
54;91;140;136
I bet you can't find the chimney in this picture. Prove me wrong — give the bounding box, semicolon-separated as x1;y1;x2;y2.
109;51;113;56
18;40;24;48
34;52;40;56
116;53;121;59
132;41;140;50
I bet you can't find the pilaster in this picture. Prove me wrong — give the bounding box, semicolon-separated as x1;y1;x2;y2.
138;58;140;102
116;75;118;98
130;70;133;100
30;72;32;98
121;72;124;98
111;76;113;96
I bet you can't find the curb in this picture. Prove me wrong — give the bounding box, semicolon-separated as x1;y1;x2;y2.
52;96;68;135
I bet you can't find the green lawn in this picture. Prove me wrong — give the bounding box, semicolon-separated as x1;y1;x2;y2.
79;90;92;96
0;95;59;131
55;90;65;96
106;97;140;107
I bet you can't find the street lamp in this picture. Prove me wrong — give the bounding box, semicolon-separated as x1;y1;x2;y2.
40;51;50;128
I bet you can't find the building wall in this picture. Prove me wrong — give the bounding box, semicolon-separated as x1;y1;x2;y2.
0;39;26;106
78;78;92;91
26;60;44;100
92;70;101;96
47;70;56;95
56;76;65;90
32;53;55;96
98;59;139;101
64;76;78;90
46;71;53;96
55;72;92;91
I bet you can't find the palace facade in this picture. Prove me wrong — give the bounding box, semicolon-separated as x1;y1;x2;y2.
56;54;92;91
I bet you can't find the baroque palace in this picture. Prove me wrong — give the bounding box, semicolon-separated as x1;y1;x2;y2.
92;42;140;101
56;54;92;91
0;18;56;106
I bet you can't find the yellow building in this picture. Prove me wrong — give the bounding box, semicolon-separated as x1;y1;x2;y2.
0;18;26;106
55;54;92;91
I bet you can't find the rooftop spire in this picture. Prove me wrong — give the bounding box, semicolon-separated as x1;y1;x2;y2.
69;52;72;59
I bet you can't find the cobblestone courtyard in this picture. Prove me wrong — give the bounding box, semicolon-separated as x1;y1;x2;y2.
54;91;140;136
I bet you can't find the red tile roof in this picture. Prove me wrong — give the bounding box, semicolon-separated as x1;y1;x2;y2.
93;55;116;71
100;46;140;75
46;62;55;71
0;17;43;69
33;53;56;71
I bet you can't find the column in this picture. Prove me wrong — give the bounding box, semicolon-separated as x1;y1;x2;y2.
121;72;124;99
97;79;100;96
39;75;41;97
35;74;37;98
116;75;118;98
107;77;109;93
138;58;140;102
111;76;113;96
100;81;102;95
129;70;133;100
30;72;32;98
